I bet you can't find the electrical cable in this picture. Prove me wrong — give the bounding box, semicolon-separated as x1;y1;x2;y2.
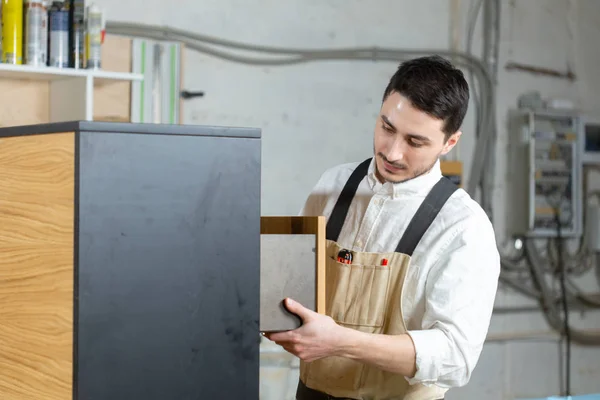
524;238;600;345
105;20;496;204
540;156;573;395
597;252;600;290
499;268;542;299
478;0;499;220
105;19;600;345
466;0;484;138
552;201;571;396
567;276;600;308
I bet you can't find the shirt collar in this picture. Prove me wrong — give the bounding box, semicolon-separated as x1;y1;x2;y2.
366;157;443;198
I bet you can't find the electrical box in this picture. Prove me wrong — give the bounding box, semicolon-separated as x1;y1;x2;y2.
507;109;583;238
586;203;600;252
582;115;600;164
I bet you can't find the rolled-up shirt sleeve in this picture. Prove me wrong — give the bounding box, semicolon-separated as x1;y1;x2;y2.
405;214;500;388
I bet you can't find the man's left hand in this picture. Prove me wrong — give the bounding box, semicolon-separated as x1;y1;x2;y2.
264;298;342;362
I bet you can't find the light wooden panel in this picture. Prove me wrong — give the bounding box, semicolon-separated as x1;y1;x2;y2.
50;78;87;123
93;34;133;122
0;132;75;399
0;80;49;127
441;160;463;187
260;216;326;332
0;35;185;125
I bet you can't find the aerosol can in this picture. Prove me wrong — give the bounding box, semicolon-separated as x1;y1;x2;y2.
84;2;101;69
24;0;48;66
47;0;68;68
0;3;3;60
1;0;23;64
68;0;84;68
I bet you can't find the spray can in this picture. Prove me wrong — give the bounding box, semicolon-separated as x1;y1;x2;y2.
1;0;23;64
84;2;101;69
24;0;48;65
0;2;3;60
68;0;83;68
47;0;68;68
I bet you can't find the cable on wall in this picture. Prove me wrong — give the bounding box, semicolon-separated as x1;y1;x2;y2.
105;14;600;347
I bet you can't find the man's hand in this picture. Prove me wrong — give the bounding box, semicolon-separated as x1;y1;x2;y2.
264;298;418;378
264;298;342;362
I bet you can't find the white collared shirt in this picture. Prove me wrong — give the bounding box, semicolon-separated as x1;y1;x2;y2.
299;157;500;389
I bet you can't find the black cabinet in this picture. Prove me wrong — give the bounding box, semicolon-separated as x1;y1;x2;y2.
0;121;261;400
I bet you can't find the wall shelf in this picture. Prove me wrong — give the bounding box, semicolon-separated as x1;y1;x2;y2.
0;35;141;126
0;63;142;84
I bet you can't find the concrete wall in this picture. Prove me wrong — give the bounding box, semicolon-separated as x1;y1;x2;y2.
97;0;600;398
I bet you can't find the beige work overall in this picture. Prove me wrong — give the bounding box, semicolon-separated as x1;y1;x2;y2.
298;158;458;400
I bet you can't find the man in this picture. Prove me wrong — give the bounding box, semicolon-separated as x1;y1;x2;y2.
265;55;500;400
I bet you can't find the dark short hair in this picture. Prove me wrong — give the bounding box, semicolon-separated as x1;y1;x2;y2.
382;55;469;139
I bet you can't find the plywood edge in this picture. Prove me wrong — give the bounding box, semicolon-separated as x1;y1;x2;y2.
315;216;326;315
440;160;462;175
260;216;321;234
440;160;463;187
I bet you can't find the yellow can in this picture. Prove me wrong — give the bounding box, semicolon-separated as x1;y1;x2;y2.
2;0;23;64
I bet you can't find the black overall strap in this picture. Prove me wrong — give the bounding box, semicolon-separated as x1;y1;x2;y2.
395;176;458;256
325;158;371;241
324;158;458;256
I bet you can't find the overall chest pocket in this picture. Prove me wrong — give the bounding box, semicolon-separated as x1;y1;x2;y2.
326;255;391;328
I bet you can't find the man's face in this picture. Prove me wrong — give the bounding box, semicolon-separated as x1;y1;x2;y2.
373;91;461;184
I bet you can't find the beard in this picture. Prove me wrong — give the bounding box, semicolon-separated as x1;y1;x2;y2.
374;149;441;184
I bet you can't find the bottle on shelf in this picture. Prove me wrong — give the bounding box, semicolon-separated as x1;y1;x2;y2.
0;0;106;71
47;0;68;68
1;0;23;65
68;0;84;68
84;2;101;69
24;0;48;66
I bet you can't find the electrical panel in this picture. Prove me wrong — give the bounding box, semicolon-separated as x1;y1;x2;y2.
507;109;583;238
582;115;600;164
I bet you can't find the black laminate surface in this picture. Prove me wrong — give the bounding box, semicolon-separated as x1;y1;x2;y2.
76;129;261;399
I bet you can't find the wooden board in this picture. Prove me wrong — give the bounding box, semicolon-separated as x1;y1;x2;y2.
441;160;463;187
260;216;326;332
0;132;75;399
0;34;185;126
0;34;135;127
93;34;133;122
0;80;49;127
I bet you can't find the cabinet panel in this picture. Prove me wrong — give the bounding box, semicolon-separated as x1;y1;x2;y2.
76;129;261;399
